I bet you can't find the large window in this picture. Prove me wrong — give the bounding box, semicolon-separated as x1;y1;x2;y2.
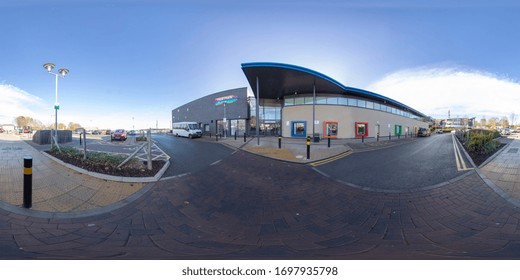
355;122;368;137
324;121;338;138
291;121;307;137
283;94;421;120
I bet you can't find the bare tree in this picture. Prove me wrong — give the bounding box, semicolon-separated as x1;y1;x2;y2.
487;117;498;129
500;116;509;128
480;117;487;128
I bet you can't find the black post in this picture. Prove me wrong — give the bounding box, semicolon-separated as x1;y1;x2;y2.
244;132;246;142
234;131;237;140
216;133;218;142
209;132;212;138
79;133;82;145
389;132;391;140
362;135;364;143
278;135;282;149
23;156;32;208
377;133;379;142
306;136;311;159
328;134;331;148
398;134;400;139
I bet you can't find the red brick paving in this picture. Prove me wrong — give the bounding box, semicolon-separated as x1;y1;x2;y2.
1;151;520;259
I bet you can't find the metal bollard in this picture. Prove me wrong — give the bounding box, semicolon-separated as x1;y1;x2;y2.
234;131;237;140
216;133;218;142
398;134;400;139
362;135;364;143
79;133;82;145
244;132;246;142
328;134;331;148
23;156;32;208
389;132;391;140
306;136;311;159
377;133;379;142
278;135;282;149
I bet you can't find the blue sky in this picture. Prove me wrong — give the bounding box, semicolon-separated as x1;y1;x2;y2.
1;0;520;129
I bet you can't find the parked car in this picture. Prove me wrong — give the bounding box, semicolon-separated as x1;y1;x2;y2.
92;130;102;135
128;130;136;136
0;128;4;133
105;129;112;135
502;128;511;135
417;128;431;137
436;129;443;134
111;129;127;141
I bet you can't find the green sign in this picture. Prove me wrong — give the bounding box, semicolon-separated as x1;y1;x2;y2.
54;105;60;110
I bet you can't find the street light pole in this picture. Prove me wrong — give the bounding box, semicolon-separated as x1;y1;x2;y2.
43;63;69;146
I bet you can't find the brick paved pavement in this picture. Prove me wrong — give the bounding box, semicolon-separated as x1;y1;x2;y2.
2;149;520;259
0;133;145;213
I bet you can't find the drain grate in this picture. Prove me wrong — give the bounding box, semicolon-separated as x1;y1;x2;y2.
508;148;518;153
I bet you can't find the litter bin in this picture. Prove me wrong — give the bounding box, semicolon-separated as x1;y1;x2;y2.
313;133;320;143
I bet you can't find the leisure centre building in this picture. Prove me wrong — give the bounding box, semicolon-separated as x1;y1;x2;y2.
172;62;429;140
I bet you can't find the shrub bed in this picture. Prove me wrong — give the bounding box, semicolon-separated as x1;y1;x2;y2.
457;129;505;166
46;146;164;177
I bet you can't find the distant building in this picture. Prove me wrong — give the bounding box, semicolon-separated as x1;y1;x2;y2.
443;117;475;128
1;124;15;133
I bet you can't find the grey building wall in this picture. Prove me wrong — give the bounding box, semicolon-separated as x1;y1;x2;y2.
171;87;250;135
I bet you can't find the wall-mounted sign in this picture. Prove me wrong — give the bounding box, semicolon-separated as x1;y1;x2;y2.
215;95;238;105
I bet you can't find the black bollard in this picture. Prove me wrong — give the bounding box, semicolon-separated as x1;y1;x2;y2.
234;131;237;140
389;132;391;140
278;135;282;149
306;136;311;159
362;135;364;143
216;133;218;142
79;133;82;145
23;156;32;208
244;132;246;142
328;134;331;148
377;133;379;142
398;134;400;139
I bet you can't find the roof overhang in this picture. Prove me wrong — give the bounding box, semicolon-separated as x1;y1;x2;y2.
241;62;426;118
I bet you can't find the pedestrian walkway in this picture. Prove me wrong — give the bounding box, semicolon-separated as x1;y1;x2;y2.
0;133;146;213
206;134;417;163
480;134;520;203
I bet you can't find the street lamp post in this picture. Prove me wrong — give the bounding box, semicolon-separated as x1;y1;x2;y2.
43;63;69;146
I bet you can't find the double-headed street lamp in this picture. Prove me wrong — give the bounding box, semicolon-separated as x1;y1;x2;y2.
43;63;69;145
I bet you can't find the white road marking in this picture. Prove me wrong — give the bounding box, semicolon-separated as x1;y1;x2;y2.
452;134;473;171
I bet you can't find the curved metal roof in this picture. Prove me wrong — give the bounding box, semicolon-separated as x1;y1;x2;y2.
241;62;426;118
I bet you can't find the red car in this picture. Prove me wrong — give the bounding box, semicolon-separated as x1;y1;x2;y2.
111;129;127;141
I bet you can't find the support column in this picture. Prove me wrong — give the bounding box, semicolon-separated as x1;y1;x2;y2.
312;82;316;140
256;76;260;145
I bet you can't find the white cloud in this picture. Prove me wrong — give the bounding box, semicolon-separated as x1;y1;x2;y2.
0;84;51;124
367;67;520;123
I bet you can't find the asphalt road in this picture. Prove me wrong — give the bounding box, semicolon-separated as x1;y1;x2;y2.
66;134;235;177
315;133;473;191
153;134;235;177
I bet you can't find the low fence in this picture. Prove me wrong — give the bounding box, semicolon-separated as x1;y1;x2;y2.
32;130;72;145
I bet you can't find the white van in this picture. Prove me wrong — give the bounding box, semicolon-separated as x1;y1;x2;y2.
172;122;202;138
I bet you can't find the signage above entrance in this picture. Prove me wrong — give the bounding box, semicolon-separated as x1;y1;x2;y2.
215;95;238;105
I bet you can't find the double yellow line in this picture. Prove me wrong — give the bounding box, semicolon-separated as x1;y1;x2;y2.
452;134;473;171
309;151;352;167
